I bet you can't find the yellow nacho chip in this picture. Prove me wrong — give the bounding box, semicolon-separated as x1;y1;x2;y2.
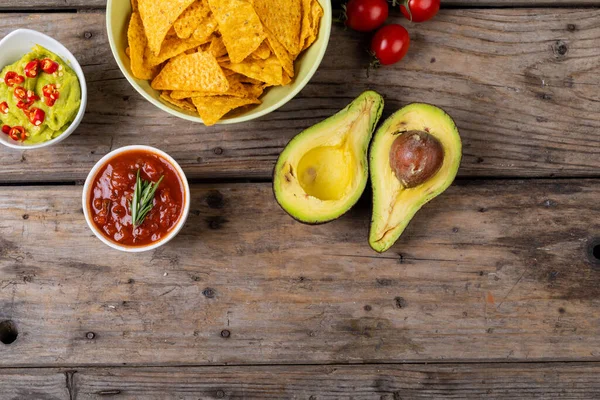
251;41;271;60
191;14;218;41
151;52;229;92
146;35;209;67
253;0;302;55
207;0;266;64
128;12;159;80
234;75;263;85
221;54;283;86
138;0;196;55
171;74;258;99
208;36;228;58
302;0;323;51
174;0;211;39
282;70;292;85
131;0;138;11
160;91;197;112
266;30;294;77
191;95;261;126
243;83;264;99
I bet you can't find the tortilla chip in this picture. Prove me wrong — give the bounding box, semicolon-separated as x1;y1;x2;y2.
208;36;228;58
126;47;131;57
138;0;196;55
221;54;283;86
222;68;236;77
251;41;271;60
253;0;302;55
208;0;266;64
131;0;138;11
171;74;256;99
192;95;260;126
174;0;211;39
151;52;229;91
302;0;323;51
243;83;264;99
128;12;159;80
160;91;197;112
266;30;294;77
234;75;263;85
282;70;292;85
146;35;209;67
191;14;218;41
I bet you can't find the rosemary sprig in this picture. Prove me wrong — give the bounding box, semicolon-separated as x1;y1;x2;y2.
130;169;164;228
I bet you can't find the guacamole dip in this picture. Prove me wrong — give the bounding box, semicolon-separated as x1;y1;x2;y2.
0;45;81;144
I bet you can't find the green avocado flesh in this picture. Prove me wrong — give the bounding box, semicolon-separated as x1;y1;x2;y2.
273;91;384;224
369;103;462;252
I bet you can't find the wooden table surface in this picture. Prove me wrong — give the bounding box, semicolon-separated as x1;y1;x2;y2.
1;1;599;399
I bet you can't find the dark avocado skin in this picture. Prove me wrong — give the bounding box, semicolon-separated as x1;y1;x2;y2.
368;102;462;253
273;91;385;225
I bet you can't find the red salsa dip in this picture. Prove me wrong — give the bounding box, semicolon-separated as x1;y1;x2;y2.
88;149;185;247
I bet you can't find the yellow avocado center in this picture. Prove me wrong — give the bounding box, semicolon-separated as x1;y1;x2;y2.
297;145;354;201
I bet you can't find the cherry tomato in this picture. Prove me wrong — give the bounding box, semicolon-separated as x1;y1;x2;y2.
13;86;27;100
40;58;59;74
24;60;40;78
27;107;45;126
9;126;27;141
1;125;10;135
344;0;388;32
0;101;8;114
42;84;60;100
400;0;440;23
370;24;410;66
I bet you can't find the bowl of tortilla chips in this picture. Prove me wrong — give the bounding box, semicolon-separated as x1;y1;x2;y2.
107;0;331;126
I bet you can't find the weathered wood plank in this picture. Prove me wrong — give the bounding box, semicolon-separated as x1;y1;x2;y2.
0;369;69;400
3;363;600;399
72;363;600;399
0;9;599;182
0;180;599;366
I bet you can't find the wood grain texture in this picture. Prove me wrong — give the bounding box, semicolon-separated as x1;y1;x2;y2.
0;9;600;182
3;363;600;399
0;180;599;366
0;369;70;400
71;363;600;399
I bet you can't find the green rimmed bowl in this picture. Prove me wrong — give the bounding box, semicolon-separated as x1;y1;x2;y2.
106;0;332;125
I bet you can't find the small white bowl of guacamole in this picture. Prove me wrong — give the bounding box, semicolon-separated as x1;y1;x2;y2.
0;29;87;150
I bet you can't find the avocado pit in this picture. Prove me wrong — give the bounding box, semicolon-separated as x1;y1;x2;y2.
389;130;444;188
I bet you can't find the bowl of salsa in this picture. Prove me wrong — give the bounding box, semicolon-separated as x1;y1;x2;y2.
83;145;190;252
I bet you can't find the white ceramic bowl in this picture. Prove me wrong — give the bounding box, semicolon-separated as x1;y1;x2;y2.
82;145;191;253
0;29;87;150
106;0;331;125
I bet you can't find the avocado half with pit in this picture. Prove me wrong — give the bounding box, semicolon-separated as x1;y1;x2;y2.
273;91;384;224
369;103;462;252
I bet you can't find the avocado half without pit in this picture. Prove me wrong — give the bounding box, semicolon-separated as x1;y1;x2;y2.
273;91;384;224
369;103;462;253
